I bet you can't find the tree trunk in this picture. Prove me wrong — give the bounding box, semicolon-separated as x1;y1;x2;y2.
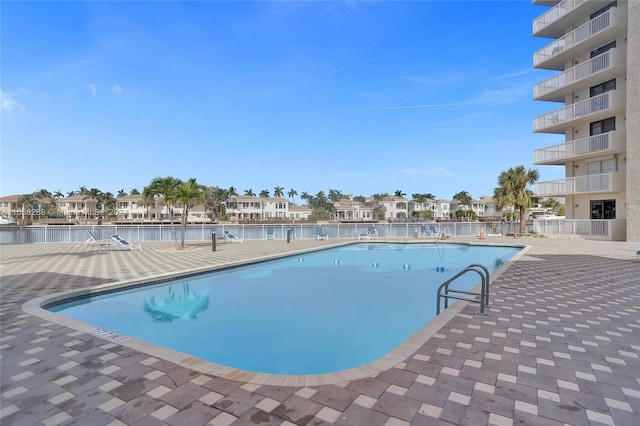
519;206;526;235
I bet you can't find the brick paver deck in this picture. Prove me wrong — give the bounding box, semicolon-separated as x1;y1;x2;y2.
1;237;639;425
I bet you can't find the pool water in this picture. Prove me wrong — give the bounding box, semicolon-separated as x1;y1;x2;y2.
48;243;520;375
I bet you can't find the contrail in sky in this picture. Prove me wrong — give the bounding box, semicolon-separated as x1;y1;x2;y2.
222;46;413;108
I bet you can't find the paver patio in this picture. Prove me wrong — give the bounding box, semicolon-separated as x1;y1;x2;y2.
1;236;639;425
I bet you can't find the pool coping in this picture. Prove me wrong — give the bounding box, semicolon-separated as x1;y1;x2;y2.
22;240;530;386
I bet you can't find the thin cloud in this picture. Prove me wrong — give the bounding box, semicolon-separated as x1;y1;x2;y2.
1;91;25;114
492;68;537;81
110;85;123;98
400;166;451;177
85;83;98;96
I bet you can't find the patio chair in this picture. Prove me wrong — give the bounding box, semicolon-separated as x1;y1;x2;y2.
266;227;275;240
359;226;378;239
314;226;328;240
83;230;116;252
222;230;243;243
111;235;143;251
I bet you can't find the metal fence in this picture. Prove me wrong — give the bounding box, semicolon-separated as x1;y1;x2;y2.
0;222;526;245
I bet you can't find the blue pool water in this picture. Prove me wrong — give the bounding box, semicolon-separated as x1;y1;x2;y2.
48;243;520;375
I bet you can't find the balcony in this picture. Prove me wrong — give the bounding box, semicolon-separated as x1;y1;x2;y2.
533;0;615;38
533;130;625;165
533;7;627;70
533;48;625;102
533;90;625;133
534;171;626;196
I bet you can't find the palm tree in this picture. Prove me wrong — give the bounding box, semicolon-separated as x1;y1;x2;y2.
54;190;64;199
300;191;310;204
83;188;104;222
174;178;207;248
228;186;238;197
273;186;284;198
101;192;117;222
117;188;128;197
259;189;270;198
244;189;255;197
130;188;141;195
493;165;540;236
146;176;181;233
287;188;298;204
452;191;472;208
394;189;406;198
19;193;37;222
328;189;344;202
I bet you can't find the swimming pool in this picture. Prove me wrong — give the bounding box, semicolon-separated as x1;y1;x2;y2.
46;242;520;376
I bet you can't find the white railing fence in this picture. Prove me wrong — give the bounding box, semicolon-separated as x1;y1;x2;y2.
0;222;529;245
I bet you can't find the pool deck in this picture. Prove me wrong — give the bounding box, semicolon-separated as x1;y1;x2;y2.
1;236;639;425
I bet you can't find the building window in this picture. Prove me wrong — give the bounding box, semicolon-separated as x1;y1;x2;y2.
590;79;616;97
591;41;616;58
590;117;615;135
587;158;617;175
590;1;616;20
591;200;616;219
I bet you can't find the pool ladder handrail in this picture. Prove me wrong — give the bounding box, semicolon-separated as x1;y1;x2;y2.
436;263;490;316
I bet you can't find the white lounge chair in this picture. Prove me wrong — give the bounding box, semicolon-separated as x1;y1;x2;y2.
111;235;143;251
222;230;243;243
314;226;328;240
359;226;378;239
84;230;116;252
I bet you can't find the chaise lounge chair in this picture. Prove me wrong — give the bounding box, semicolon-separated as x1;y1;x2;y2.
222;230;243;243
314;226;328;240
111;235;143;251
84;230;116;252
359;226;378;239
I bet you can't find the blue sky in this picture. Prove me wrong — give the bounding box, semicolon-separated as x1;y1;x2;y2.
1;0;563;201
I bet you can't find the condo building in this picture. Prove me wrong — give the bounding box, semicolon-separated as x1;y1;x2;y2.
531;0;639;241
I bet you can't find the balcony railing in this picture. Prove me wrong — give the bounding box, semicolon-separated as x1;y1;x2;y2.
533;130;623;164
533;219;616;240
533;91;624;132
533;8;625;69
534;171;625;196
533;0;586;35
533;49;624;101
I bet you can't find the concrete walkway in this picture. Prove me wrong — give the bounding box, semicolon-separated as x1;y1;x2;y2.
1;237;639;425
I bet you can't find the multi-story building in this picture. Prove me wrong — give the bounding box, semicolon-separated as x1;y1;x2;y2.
531;0;638;241
333;199;374;221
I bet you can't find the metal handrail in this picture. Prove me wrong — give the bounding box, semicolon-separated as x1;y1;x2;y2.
437;263;490;316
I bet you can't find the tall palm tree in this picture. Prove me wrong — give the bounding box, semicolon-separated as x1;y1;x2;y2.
117;188;128;197
54;190;64;198
244;189;255;197
174;178;207;248
228;186;238;197
83;188;104;221
259;189;270;198
452;191;472;208
300;191;310;204
287;188;298;204
394;189;406;198
493;165;540;235
273;186;284;198
101;192;117;222
130;188;140;195
146;176;181;233
19;193;36;222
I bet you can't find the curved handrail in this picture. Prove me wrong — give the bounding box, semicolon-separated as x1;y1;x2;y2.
436;263;490;316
